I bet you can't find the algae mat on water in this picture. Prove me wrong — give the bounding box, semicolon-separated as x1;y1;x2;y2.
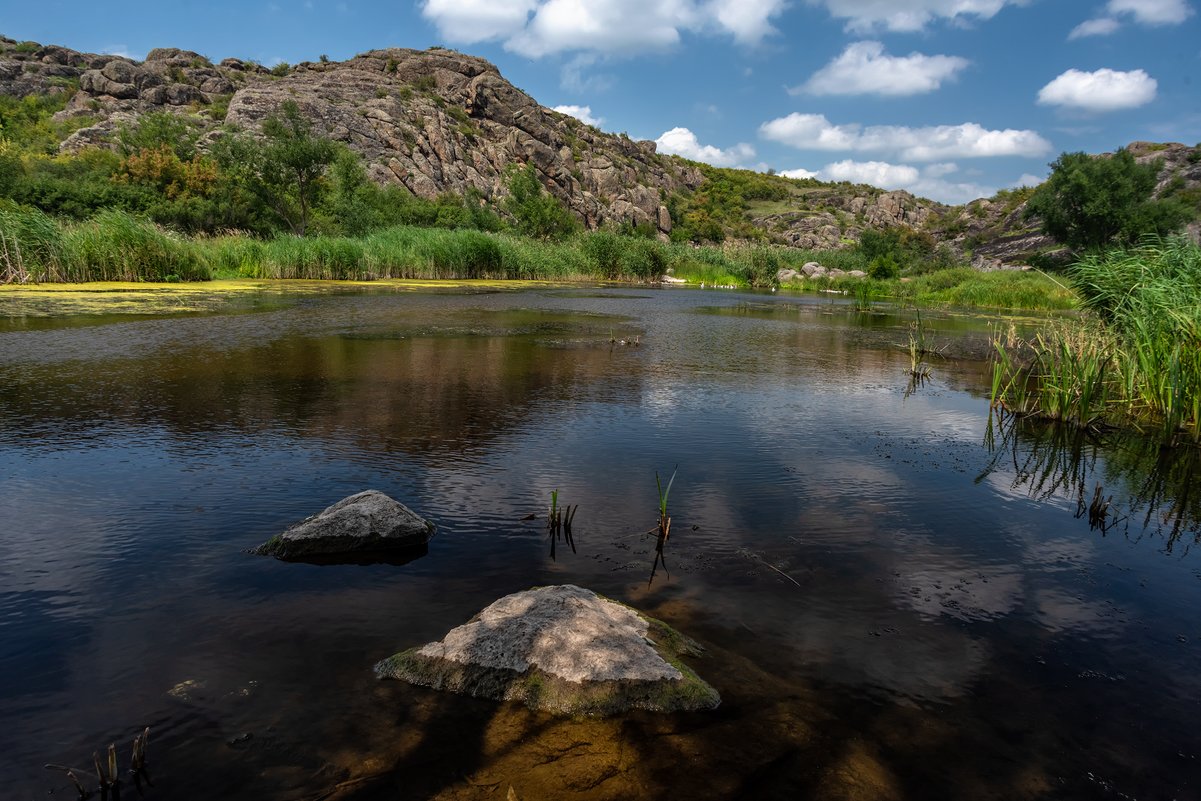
0;278;573;319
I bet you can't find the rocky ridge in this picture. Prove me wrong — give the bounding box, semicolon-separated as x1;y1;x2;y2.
3;35;1199;262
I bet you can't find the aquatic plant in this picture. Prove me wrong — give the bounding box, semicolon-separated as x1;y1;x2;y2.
45;727;150;800
648;468;676;586
991;236;1201;444
980;412;1201;549
852;279;875;311
546;490;577;560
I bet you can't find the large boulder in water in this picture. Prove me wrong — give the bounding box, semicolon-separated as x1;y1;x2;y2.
374;584;720;715
253;490;434;561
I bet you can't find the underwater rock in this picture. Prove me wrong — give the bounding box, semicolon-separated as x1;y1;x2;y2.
252;490;434;561
375;584;720;715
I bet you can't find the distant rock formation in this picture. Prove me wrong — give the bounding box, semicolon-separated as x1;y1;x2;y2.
2;35;1198;262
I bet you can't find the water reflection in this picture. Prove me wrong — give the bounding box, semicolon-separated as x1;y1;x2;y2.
980;411;1201;551
3;285;1201;801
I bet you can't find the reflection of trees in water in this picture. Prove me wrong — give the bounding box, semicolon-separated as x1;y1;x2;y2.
0;333;643;456
979;411;1201;552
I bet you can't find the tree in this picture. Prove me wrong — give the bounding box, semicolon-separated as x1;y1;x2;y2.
503;163;580;240
1025;149;1190;252
213;100;337;235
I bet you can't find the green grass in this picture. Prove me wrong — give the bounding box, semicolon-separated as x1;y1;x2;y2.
992;236;1201;444
907;268;1077;311
0;206;1083;315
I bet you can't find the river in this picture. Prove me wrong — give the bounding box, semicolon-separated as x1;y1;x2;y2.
2;282;1198;800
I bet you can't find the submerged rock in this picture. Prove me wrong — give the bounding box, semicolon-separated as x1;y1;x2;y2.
375;584;720;715
253;490;434;561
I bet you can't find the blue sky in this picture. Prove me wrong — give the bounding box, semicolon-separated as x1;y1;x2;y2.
4;0;1199;203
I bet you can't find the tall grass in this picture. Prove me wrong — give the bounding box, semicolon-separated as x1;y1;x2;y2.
0;204;68;283
992;236;1201;444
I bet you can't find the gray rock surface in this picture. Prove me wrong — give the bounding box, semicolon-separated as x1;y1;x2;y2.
253;490;434;560
375;584;720;715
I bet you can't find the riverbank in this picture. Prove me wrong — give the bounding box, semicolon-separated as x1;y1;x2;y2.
991;236;1201;444
1;207;1077;311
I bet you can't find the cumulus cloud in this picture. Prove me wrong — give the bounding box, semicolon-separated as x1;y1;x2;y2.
779;160;995;203
655;127;756;167
804;0;1025;33
420;0;537;44
421;0;786;57
1014;173;1045;187
1068;17;1121;38
759;113;1052;160
798;41;969;96
553;104;604;127
1037;68;1157;112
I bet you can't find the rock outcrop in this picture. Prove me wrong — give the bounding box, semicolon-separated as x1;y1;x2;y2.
375;584;720;715
253;490;434;561
2;35;1198;258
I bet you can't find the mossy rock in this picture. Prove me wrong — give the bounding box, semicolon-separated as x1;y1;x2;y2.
374;584;720;715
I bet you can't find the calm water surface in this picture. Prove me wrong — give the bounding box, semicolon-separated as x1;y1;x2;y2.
2;284;1199;801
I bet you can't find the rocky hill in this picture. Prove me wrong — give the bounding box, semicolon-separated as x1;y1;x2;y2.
2;35;1198;262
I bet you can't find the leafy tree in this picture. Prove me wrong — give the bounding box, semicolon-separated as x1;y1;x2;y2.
503;163;579;240
213;100;337;235
858;226;935;274
1025;149;1190;252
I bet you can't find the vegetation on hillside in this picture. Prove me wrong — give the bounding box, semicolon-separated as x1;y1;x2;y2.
1024;149;1192;252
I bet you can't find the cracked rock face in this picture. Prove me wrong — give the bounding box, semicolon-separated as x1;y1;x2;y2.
376;585;720;715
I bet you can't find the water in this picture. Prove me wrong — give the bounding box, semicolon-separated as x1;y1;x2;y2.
1;284;1199;800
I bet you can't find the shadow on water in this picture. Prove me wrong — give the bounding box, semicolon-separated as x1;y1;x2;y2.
979;411;1201;552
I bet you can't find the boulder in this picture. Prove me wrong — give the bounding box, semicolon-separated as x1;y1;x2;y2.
776;268;799;283
375;584;720;715
253;490;434;561
801;261;827;278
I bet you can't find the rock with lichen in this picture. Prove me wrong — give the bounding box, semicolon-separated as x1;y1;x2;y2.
375;584;720;715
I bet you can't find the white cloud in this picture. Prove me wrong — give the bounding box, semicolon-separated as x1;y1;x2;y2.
779;167;820;179
804;0;1025;33
553;104;604;127
420;0;537;44
1068;17;1121;38
655;127;756;167
798;41;969;96
1108;0;1193;24
1068;1;1192;39
1014;173;1045;187
1037;68;1157;112
708;0;789;44
759;113;1051;160
422;0;785;57
822;159;921;186
779;159;995;203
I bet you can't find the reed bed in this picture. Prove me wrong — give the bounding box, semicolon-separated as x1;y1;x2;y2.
991;237;1201;444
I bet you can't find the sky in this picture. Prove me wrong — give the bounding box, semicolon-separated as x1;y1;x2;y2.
4;0;1200;204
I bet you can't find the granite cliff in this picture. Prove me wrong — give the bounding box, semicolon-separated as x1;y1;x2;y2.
2;35;1198;262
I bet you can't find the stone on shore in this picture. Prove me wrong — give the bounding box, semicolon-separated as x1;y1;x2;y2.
375;584;720;715
253;490;434;561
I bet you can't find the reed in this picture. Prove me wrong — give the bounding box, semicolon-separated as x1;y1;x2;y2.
991;236;1201;444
